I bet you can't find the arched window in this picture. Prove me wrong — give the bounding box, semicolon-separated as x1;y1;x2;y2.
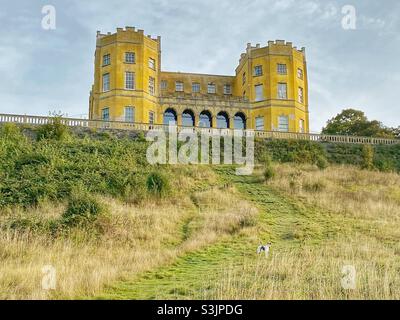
182;109;195;127
163;108;177;125
234;112;246;130
199;110;212;128
216;111;229;129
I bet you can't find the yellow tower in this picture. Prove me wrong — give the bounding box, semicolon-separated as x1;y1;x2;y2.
89;28;309;133
89;27;161;124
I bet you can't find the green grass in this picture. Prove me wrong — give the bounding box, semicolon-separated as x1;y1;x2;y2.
96;166;349;299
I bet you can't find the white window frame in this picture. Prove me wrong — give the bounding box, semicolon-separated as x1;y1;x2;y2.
255;116;264;131
125;71;135;90
148;58;156;70
278;115;289;132
223;84;232;95
102;73;110;92
207;83;216;94
255;84;263;102
161;80;167;90
102;107;110;121
175;81;184;92
277;63;287;75
278;83;287;99
192;82;200;93
298;87;304;103
297;68;303;79
149;76;155;95
149;111;155;124
125;52;135;64
254;65;262;76
299;119;305;133
124;106;135;123
103;54;110;66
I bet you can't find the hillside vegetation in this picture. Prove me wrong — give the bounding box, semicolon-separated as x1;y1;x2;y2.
0;123;399;299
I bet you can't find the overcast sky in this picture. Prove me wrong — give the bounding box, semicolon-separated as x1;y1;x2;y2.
1;0;399;132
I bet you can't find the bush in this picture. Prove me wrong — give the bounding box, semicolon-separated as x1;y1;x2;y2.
361;145;374;170
62;190;105;226
0;123;23;140
316;156;329;170
146;172;170;197
263;165;275;182
256;139;327;165
37;116;69;141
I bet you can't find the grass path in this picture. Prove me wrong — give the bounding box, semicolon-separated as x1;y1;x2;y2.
96;166;342;299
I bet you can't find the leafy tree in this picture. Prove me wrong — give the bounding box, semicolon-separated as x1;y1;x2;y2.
390;126;400;139
322;109;395;138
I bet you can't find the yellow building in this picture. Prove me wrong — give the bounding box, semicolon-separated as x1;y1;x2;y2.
89;27;309;133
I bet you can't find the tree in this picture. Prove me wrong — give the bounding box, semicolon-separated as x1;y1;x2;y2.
390;126;400;139
322;109;395;138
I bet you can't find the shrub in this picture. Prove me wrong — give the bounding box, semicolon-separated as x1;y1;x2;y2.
0;123;23;140
146;172;170;197
37;116;69;141
361;144;374;170
316;156;329;170
263;165;275;182
62;191;105;226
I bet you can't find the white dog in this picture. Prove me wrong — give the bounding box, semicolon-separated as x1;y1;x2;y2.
257;243;271;257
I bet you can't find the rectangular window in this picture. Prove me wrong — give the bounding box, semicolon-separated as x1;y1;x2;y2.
103;54;110;66
278;115;289;132
255;117;264;131
277;63;287;75
149;76;155;95
299;119;305;133
148;58;155;70
254;65;263;77
125;52;135;64
242;72;246;85
298;87;304;103
175;81;184;92
278;83;287;99
125;72;135;90
255;84;263;101
102;107;110;121
161;80;167;90
192;82;200;93
224;84;232;95
297;68;303;79
207;83;216;94
102;73;110;92
149;111;154;124
124;106;135;123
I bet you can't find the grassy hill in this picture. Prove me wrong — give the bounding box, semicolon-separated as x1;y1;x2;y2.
1;123;400;299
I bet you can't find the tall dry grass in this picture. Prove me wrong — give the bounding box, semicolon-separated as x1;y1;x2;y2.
203;164;400;299
0;169;257;300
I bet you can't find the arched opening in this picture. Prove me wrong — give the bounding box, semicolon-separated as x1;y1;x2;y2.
163;108;177;125
199;110;212;128
217;111;229;129
182;109;195;127
234;112;246;130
